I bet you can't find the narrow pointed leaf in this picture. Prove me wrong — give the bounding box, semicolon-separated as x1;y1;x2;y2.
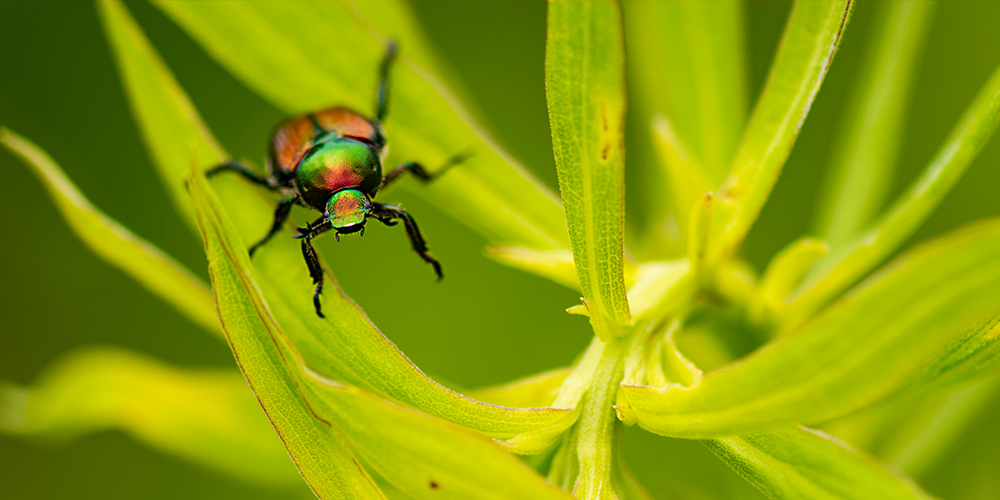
789;62;1000;323
99;0;228;229
0;127;219;337
710;0;853;261
650;115;712;240
0;347;300;487
892;313;1000;400
750;237;827;322
813;0;936;247
189;170;385;499
624;1;747;184
825;377;999;478
484;246;580;290
155;0;569;250
190;169;572;500
546;0;631;340
706;426;932;500
105;0;574;440
469;368;572;408
620;218;1000;438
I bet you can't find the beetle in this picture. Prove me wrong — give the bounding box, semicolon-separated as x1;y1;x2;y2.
207;41;461;318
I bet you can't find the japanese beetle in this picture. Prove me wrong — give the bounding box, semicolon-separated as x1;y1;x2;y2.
207;41;461;318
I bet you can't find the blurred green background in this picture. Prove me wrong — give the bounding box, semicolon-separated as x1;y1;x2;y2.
2;1;999;499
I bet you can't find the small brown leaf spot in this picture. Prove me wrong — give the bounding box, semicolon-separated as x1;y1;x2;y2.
430;481;439;489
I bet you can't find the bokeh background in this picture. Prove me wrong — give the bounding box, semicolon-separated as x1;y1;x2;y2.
2;1;1000;499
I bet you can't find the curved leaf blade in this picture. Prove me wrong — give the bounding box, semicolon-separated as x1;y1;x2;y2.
469;368;572;408
0;347;300;487
155;0;569;250
621;218;1000;438
813;0;936;247
189;169;384;499
303;377;573;500
190;169;572;500
0;127;220;337
710;0;853;261
707;426;932;500
893;313;1000;399
546;0;631;339
98;0;227;230
789;62;1000;323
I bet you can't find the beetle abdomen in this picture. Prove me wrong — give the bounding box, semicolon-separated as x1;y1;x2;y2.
269;107;385;179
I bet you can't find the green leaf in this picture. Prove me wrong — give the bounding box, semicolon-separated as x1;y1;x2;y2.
189;168;572;500
484;246;580;290
620;218;1000;438
469;368;572;408
788;61;1000;324
824;376;999;478
0;347;300;487
105;0;575;445
546;0;631;340
252;242;577;443
154;0;569;251
813;0;936;248
302;377;573;500
98;0;228;230
0;127;220;337
893;313;1000;399
706;426;932;500
188;169;385;499
624;1;747;185
709;0;853;262
649;115;712;242
750;237;827;323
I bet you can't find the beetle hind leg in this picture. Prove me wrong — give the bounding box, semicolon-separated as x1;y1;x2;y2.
375;39;398;122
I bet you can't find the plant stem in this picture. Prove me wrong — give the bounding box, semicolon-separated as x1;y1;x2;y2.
572;333;630;499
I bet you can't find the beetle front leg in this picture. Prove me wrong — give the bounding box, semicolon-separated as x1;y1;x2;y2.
299;236;325;318
295;217;333;318
371;203;442;279
206;160;278;189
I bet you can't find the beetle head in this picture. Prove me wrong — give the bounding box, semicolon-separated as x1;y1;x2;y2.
325;189;371;233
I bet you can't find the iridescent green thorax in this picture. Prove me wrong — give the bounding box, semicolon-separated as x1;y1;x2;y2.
326;189;371;230
294;137;382;210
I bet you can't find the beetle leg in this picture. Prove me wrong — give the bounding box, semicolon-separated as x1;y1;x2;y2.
379;152;470;191
248;194;299;257
375;39;398;122
300;236;326;318
294;216;333;318
206;161;278;189
371;203;442;280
